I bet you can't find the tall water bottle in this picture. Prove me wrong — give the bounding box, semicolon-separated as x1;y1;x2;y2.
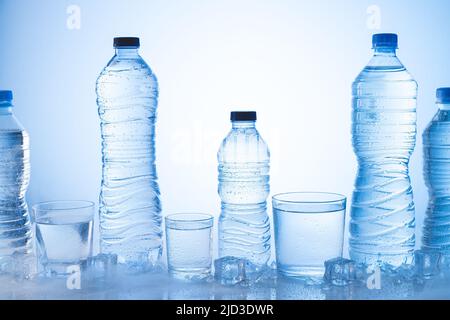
218;111;271;268
96;37;162;268
0;90;33;271
423;88;450;255
350;34;417;267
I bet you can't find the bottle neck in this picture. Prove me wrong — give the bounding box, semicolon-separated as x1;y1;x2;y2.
0;101;13;115
115;47;140;57
232;121;256;129
373;47;397;57
438;103;450;111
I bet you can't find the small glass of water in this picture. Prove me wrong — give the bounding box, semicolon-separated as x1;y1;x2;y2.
33;201;94;277
165;213;214;281
272;192;346;279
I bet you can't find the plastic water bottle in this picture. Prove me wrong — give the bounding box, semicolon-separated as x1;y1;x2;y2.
423;88;450;256
217;111;271;268
96;37;162;268
350;34;417;267
0;90;33;270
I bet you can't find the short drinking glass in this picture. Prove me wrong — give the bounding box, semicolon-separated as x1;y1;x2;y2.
34;201;94;277
165;213;213;281
273;192;346;278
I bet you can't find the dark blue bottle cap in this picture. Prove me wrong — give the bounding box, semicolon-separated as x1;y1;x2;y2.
113;37;140;48
0;90;13;102
437;88;450;104
372;33;398;49
230;111;257;121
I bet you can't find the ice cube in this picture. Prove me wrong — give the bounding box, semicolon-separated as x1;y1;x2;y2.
81;253;118;288
440;254;450;278
258;261;277;284
414;250;441;279
214;257;264;286
323;257;363;286
0;253;37;280
88;253;118;268
384;263;415;282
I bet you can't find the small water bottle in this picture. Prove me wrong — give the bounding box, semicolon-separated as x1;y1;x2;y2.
423;88;450;256
350;34;418;267
0;90;33;273
96;37;162;268
217;111;271;268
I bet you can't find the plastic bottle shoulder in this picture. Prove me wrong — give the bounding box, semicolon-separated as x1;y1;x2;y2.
353;54;416;84
423;109;450;138
218;128;270;163
0;112;26;132
96;53;158;84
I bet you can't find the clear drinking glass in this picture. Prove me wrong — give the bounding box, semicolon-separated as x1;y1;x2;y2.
272;192;346;278
165;213;213;281
33;201;94;277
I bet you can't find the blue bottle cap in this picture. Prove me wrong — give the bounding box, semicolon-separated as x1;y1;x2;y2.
230;111;257;121
113;37;140;48
0;90;13;103
372;33;398;49
437;88;450;104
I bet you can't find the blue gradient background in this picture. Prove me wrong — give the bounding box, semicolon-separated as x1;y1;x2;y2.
1;0;449;257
